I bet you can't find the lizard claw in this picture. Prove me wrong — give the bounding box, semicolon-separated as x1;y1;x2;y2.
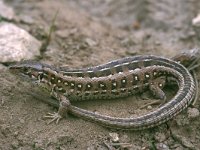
44;112;62;124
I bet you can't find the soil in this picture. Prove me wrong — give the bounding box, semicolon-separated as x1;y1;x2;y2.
1;0;200;149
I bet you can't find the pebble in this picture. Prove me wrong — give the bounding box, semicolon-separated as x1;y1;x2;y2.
147;105;153;110
0;64;6;70
175;114;189;126
57;135;74;144
192;14;200;38
154;132;167;142
187;107;200;119
109;132;119;142
0;23;41;62
192;14;200;27
181;137;195;149
172;133;195;149
56;28;78;38
33;139;44;149
174;146;184;150
1;124;11;136
155;143;170;150
85;38;97;46
0;0;15;20
11;140;19;149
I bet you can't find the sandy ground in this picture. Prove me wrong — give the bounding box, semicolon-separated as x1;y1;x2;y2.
1;0;200;149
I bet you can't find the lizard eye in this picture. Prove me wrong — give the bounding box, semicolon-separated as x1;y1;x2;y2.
23;68;29;73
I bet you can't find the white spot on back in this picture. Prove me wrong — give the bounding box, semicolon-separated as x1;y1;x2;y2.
78;84;82;88
145;74;150;78
159;83;163;87
58;87;63;91
112;82;117;86
122;79;126;83
134;76;138;81
64;82;68;86
100;84;104;87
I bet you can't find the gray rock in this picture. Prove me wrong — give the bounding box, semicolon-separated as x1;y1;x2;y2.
109;132;119;142
155;143;170;150
0;0;15;20
192;14;200;27
154;132;167;142
0;23;41;63
187;107;200;119
181;137;195;149
85;38;97;46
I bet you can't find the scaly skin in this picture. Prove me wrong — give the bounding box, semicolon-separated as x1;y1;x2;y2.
9;51;198;130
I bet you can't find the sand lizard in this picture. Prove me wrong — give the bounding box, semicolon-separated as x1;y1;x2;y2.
9;49;199;130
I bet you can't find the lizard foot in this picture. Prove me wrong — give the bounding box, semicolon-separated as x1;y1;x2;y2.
139;100;161;109
44;112;62;124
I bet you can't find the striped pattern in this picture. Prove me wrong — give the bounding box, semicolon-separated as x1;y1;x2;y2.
9;55;196;130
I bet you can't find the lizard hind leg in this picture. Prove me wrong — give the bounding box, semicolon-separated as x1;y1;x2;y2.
140;77;167;109
149;77;167;100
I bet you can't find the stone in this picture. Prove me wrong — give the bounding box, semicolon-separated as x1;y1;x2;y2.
187;107;200;119
192;14;200;27
109;132;119;142
0;0;15;20
0;23;41;62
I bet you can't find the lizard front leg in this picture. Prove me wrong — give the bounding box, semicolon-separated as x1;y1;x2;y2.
44;90;71;124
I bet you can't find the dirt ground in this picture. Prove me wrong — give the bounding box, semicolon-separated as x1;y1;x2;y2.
1;0;200;149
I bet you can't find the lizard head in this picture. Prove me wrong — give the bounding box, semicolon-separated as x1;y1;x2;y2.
172;48;200;70
9;60;48;81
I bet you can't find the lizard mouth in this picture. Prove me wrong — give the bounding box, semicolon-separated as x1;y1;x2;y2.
9;65;39;82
